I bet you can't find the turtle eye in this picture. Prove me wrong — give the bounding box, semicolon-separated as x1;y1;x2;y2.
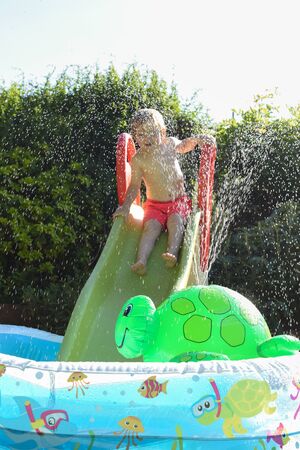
204;401;210;409
123;304;133;317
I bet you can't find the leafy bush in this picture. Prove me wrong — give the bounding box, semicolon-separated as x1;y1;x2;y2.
211;201;299;336
210;96;299;336
214;95;299;227
0;65;208;331
0;68;298;336
0;145;103;331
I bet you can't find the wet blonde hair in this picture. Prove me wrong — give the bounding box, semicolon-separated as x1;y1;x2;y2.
130;108;166;139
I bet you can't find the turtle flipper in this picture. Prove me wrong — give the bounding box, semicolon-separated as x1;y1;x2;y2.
258;335;300;357
170;352;230;363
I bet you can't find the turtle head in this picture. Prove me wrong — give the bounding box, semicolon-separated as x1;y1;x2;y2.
115;295;156;359
191;395;220;425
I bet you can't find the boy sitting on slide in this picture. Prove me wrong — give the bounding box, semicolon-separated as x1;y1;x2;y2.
113;108;215;275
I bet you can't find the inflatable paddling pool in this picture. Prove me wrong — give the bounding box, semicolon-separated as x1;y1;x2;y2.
0;326;299;449
0;135;299;449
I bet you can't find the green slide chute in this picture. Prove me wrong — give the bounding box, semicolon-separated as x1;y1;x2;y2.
58;205;202;362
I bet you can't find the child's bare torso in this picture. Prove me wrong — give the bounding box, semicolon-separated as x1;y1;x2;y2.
135;137;185;202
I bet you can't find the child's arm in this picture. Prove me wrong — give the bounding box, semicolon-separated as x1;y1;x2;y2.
113;157;142;220
175;134;216;154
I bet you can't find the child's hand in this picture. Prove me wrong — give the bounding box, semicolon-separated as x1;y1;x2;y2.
197;135;216;147
113;205;130;221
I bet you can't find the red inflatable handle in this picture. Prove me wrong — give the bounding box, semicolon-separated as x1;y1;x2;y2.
198;144;217;272
116;133;140;206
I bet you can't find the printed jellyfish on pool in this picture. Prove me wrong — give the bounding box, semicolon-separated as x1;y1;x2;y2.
114;416;144;449
67;371;89;398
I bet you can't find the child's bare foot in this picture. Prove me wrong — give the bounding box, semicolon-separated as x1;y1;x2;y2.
162;252;177;268
131;260;147;275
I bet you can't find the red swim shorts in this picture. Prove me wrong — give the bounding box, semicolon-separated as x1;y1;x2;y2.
143;196;192;229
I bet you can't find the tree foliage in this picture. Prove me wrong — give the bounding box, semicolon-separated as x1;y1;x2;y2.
0;68;298;336
211;94;299;335
0;65;208;331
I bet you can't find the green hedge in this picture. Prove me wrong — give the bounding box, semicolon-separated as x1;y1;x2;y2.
0;66;208;332
210;201;299;336
0;68;298;336
211;96;299;335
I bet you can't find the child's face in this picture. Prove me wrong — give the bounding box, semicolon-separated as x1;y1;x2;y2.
134;123;164;149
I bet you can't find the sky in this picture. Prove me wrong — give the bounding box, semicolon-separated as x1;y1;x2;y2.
0;0;299;121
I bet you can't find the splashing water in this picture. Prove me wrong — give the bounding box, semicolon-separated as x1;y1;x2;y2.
205;120;299;336
208;123;275;272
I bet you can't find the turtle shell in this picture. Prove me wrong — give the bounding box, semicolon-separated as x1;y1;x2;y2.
144;285;271;362
224;380;273;417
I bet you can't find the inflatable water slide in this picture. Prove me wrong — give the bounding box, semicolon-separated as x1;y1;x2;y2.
0;134;299;450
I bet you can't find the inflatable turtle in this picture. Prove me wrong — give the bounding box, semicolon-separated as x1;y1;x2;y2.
192;378;277;438
115;285;300;362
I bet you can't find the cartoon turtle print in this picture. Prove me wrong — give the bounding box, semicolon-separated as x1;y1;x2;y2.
115;285;300;362
192;378;277;438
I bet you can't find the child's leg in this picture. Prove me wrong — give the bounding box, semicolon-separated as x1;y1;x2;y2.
162;213;184;268
131;219;162;275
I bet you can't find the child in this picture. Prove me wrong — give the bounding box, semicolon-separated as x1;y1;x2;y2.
113;108;215;275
